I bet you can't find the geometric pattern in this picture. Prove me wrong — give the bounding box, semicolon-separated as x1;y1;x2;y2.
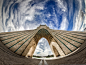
0;25;86;58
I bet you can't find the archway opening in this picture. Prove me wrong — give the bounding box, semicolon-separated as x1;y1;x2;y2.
33;38;54;58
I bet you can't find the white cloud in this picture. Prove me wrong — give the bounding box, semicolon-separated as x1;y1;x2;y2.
16;0;46;31
0;0;3;16
24;6;36;21
48;21;54;29
53;9;59;28
33;38;53;56
1;0;19;32
55;0;68;30
68;0;73;20
72;10;84;31
0;0;3;32
56;0;67;12
59;16;69;30
79;0;86;31
0;0;46;32
25;22;40;30
48;21;58;30
36;5;44;10
72;0;85;31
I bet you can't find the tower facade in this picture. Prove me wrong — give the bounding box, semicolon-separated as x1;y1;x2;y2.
0;25;86;58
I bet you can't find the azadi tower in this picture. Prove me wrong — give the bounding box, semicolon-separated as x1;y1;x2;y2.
0;25;86;65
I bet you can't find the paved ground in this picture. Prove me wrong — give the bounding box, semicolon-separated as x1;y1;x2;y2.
38;59;48;65
38;60;43;65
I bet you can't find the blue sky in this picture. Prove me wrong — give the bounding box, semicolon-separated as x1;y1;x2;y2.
0;0;86;56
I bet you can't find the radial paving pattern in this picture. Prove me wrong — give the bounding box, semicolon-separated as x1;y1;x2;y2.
0;25;86;58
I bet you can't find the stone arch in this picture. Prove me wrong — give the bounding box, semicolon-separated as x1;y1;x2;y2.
0;25;86;59
21;38;37;56
52;45;60;57
50;38;65;57
33;28;53;45
25;45;35;58
23;28;54;57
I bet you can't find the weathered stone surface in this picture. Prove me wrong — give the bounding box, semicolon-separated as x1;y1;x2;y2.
0;25;86;65
0;41;40;65
46;40;86;65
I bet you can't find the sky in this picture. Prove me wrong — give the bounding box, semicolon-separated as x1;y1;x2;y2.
0;0;86;56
